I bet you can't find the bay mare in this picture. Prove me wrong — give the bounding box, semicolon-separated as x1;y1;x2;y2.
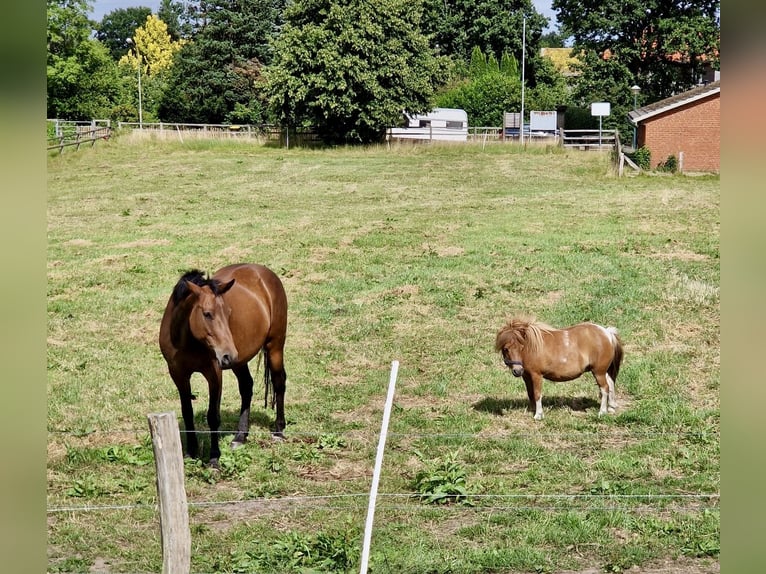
159;263;288;466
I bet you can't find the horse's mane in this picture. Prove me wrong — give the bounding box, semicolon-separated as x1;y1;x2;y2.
171;269;227;304
495;314;555;354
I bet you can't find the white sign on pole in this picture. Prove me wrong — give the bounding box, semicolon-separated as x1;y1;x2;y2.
590;102;611;147
591;102;611;117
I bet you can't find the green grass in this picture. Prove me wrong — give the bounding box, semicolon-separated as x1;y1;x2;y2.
47;136;719;573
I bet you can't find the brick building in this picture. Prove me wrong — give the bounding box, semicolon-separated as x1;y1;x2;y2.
628;81;720;173
628;80;721;172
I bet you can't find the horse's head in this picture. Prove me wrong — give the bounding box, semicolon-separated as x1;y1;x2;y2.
185;278;238;368
495;320;527;377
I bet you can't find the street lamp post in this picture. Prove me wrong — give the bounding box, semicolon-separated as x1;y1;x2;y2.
127;38;143;129
520;13;526;146
630;84;640;149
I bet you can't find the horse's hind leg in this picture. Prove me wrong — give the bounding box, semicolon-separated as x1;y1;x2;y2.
606;372;617;412
232;364;254;448
593;372;614;415
266;345;287;437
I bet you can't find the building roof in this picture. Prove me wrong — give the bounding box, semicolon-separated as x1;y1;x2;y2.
628;80;720;125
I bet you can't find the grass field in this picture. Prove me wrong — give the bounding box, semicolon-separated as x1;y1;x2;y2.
47;136;719;573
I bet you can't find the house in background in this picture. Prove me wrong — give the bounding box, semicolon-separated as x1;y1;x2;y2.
628;80;720;173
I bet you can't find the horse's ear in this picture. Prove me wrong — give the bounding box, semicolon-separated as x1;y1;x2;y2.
218;279;236;295
185;280;203;298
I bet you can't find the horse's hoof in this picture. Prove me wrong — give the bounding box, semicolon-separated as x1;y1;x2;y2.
607;407;617;414
533;413;543;421
209;458;220;470
271;432;285;442
231;440;245;450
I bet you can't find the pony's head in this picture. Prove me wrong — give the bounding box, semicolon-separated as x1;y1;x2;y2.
495;316;533;377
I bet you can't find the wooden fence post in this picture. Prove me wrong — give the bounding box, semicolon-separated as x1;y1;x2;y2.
147;412;191;574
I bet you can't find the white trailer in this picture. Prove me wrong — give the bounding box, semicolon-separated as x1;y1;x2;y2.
388;108;468;142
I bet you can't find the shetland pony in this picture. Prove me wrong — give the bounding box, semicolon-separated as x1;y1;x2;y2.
495;315;623;420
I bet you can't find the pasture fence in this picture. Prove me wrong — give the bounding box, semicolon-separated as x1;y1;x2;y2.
48;366;719;572
47;119;112;153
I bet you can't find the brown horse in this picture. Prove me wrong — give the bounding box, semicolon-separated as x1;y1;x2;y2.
495;315;623;420
159;263;288;466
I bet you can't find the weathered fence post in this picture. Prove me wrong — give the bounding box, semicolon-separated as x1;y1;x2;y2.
147;412;191;574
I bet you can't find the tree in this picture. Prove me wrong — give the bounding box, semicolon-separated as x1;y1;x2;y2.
554;0;720;101
119;15;186;121
47;0;127;119
420;0;550;87
94;6;152;60
158;0;285;123
157;0;189;39
262;0;446;144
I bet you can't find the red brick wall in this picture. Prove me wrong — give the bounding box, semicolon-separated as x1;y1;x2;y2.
639;93;720;172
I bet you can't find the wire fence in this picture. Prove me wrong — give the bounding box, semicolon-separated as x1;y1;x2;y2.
46;426;720;514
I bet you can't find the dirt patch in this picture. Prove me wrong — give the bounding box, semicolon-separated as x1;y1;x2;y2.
556;557;719;574
115;238;171;248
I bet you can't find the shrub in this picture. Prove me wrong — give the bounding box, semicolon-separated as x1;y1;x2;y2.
630;146;651;170
658;154;678;173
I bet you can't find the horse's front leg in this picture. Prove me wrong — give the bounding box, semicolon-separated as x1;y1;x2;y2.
232;364;254;448
523;372;544;420
172;373;198;459
202;367;223;467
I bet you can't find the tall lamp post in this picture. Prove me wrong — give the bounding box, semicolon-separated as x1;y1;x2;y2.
127;38;143;129
520;13;526;146
630;84;640;149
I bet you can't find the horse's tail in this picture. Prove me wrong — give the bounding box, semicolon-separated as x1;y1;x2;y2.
261;348;275;409
606;326;623;383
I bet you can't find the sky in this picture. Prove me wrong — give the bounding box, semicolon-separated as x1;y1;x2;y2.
89;0;558;31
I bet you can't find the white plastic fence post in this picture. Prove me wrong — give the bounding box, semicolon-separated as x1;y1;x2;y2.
359;360;399;574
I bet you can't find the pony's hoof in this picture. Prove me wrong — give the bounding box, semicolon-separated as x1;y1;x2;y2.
533;413;543;421
271;432;285;442
209;458;220;470
607;407;617;414
231;440;245;450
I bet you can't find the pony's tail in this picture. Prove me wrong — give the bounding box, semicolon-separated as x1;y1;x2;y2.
261;348;275;409
606;327;623;383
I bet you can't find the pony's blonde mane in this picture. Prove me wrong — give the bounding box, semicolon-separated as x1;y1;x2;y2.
496;314;555;354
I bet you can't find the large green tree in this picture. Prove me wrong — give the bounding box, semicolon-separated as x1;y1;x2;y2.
420;0;550;87
262;0;446;144
158;0;285;123
554;0;720;101
47;0;126;119
94;6;152;60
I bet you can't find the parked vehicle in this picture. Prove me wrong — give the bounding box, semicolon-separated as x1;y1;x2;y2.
388;108;468;142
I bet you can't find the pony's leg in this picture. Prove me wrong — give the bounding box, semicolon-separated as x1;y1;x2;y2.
606;373;618;413
202;367;224;467
231;364;254;448
594;373;612;416
523;373;544;420
173;374;199;459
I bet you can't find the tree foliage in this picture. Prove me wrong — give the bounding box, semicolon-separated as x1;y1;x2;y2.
554;0;720;100
120;15;185;77
47;0;126;119
94;7;152;60
158;0;285;123
262;0;446;144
